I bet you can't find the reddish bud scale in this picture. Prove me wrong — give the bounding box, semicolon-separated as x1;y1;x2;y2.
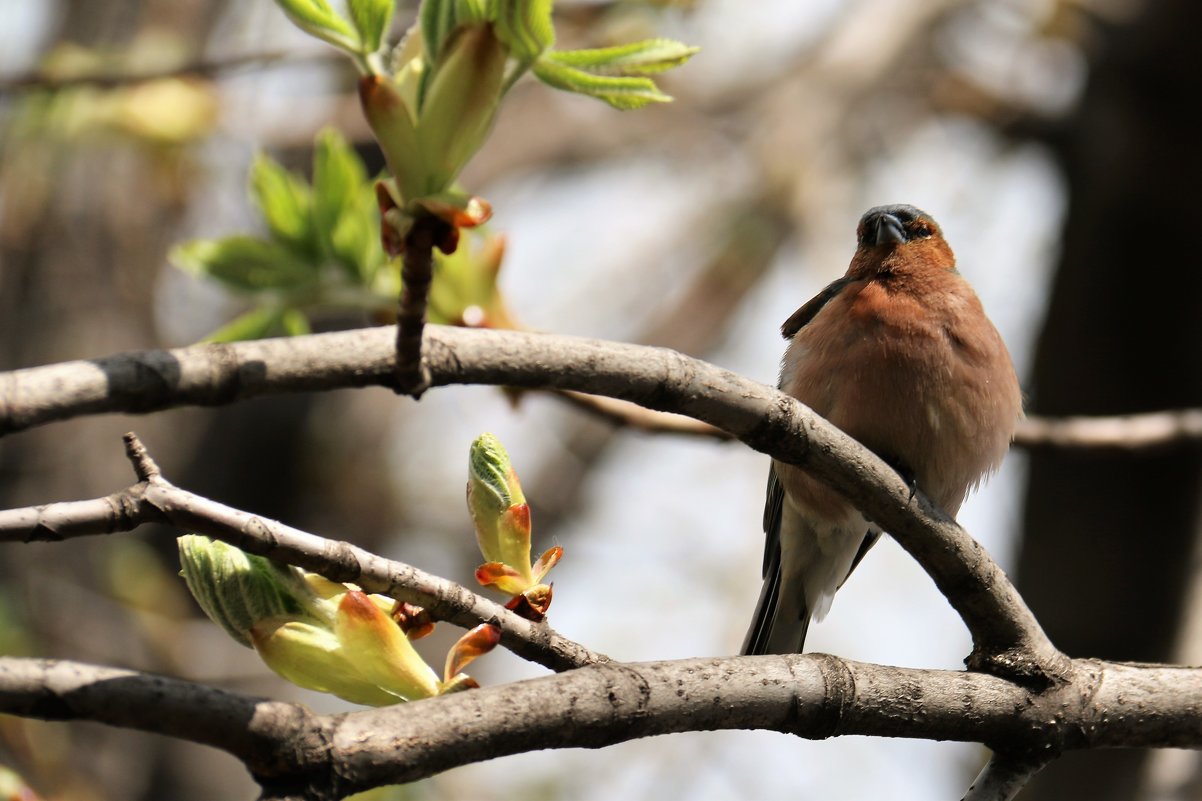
445;623;502;679
506;502;531;534
391;601;435;640
338;589;381;622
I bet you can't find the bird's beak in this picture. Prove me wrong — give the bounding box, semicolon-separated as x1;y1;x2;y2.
872;213;907;246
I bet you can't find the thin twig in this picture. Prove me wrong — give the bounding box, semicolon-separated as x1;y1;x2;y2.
551;389;735;439
963;753;1048;801
558;391;1202;451
0;432;601;673
0;50;342;96
394;217;442;396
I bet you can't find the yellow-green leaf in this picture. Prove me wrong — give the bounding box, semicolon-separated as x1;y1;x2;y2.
544;38;698;75
171;237;317;292
532;58;672;109
249;153;315;253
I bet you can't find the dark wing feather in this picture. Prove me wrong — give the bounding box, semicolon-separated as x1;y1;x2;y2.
742;275;860;655
780;276;856;339
742;466;787;655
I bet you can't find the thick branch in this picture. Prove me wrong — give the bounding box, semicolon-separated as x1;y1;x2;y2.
0;325;1065;680
3;654;1201;799
0;441;600;674
0;658;322;785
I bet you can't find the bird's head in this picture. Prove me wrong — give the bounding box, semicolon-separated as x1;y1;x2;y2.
849;204;955;279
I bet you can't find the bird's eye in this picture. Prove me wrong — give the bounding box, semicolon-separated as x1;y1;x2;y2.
910;222;933;239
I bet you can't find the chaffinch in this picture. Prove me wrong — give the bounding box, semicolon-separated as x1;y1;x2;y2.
743;205;1022;655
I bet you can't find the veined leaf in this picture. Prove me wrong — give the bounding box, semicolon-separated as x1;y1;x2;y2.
202;306;286;343
544;38;698;75
280;308;312;336
359;74;425;202
348;0;395;54
495;0;554;63
313;128;369;273
171;236;317;292
273;0;361;53
421;0;458;60
418;23;507;192
532;58;672;109
249;153;315;254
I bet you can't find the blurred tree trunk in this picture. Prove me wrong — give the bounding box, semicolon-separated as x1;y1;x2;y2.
1017;1;1202;798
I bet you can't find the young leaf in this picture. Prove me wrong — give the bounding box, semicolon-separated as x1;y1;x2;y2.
348;0;395;54
418;23;507;192
532;58;672;110
443;623;501;682
280;308;312;336
495;0;554;63
421;0;459;61
312;128;369;272
171;236;317;292
249;153;314;254
273;0;361;53
543;38;698;75
202;307;286;343
359;75;425;202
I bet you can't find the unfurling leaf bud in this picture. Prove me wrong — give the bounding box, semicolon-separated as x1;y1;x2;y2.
468;433;531;575
177;535;487;705
417;23;507;193
466;433;562;617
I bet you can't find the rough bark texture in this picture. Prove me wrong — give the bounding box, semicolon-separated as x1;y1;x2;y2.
4;654;1202;801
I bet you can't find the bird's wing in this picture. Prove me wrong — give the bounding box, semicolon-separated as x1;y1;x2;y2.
842;528;881;588
761;465;785;577
742;467;812;655
780;276;856;338
742;275;861;655
741;465;796;655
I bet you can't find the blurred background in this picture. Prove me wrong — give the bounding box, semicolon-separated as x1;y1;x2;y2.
2;0;1201;799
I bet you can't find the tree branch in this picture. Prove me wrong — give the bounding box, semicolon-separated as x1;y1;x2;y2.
394;218;441;397
554;390;1202;452
962;753;1048;801
1013;408;1202;451
0;433;600;674
0;658;323;788
3;654;1202;800
0;325;1065;681
0;50;342;96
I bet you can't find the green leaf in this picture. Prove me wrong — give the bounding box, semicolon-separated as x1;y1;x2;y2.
455;0;491;25
544;38;698;75
202;306;286;343
359;74;425;202
280;308;312;336
348;0;395;54
418;24;507;192
420;0;459;60
273;0;361;52
171;236;318;292
249;153;315;253
312;128;369;273
532;58;672;109
495;0;554;63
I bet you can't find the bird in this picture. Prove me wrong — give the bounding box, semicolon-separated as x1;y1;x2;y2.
742;204;1022;655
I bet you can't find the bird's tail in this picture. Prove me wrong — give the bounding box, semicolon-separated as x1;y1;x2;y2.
740;545;810;655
